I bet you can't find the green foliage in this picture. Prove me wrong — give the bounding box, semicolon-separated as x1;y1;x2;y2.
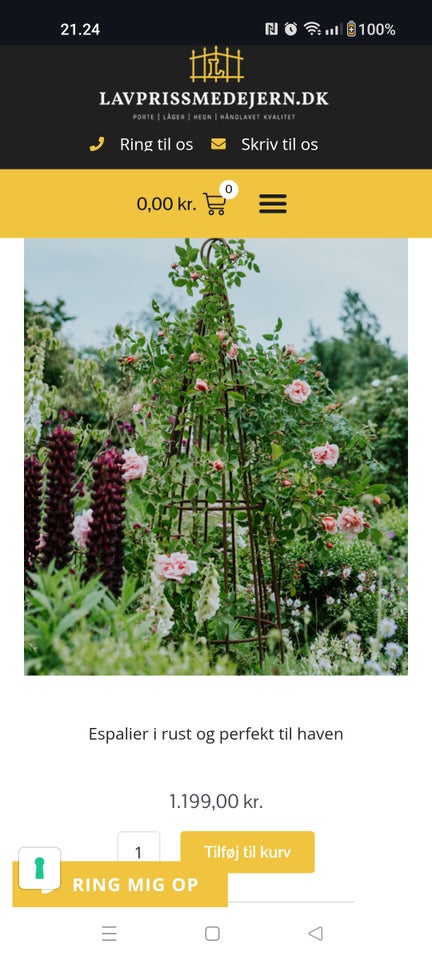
25;292;76;389
25;566;234;676
342;374;408;504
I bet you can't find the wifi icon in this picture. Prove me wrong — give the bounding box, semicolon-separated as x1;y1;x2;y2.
304;21;321;35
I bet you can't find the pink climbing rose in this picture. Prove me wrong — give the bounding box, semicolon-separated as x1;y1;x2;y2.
337;507;365;536
195;378;209;392
226;343;238;359
311;442;339;467
154;551;198;582
122;448;149;481
321;516;337;533
284;379;311;403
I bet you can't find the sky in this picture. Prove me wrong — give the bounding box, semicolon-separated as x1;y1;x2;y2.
24;238;408;355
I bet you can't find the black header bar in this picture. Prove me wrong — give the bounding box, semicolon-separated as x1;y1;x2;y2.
1;45;429;169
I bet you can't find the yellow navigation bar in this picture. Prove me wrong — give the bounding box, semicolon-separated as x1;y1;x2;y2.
1;170;430;237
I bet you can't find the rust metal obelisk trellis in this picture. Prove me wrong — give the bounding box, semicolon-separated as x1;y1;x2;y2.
156;239;284;665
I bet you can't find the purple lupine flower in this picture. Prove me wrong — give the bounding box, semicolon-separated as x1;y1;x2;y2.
41;426;77;569
84;447;126;597
24;454;43;581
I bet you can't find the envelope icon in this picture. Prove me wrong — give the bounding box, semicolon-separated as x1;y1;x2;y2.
211;137;227;150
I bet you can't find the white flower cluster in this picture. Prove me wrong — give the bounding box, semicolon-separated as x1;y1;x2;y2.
195;562;220;624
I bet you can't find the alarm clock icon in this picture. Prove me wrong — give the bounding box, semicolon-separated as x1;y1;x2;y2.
285;22;297;36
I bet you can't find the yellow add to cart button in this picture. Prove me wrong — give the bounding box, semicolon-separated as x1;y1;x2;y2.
181;831;315;873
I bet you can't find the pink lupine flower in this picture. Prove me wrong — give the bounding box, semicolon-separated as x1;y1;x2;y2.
73;509;93;549
122;448;149;481
311;442;339;467
284;379;311;403
154;551;198;582
337;507;365;536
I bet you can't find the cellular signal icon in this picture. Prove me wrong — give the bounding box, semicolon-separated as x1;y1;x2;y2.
303;21;321;35
325;23;343;36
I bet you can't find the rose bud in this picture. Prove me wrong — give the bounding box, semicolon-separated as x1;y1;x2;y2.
190;271;200;280
133;403;143;413
298;562;306;569
364;521;371;528
315;371;323;378
158;331;165;338
126;356;135;364
188;352;201;362
212;459;225;470
373;496;382;505
281;478;292;487
229;253;238;261
171;262;178;268
195;378;209;392
325;541;334;548
297;357;306;363
317;488;324;495
328;403;336;411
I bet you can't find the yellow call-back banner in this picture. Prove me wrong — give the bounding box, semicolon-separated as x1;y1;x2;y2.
0;169;430;237
13;831;315;907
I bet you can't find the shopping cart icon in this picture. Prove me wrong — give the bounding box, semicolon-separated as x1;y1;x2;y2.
203;192;226;215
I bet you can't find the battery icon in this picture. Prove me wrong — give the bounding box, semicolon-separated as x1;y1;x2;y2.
347;20;357;37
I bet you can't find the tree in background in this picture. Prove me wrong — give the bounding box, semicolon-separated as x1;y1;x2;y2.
307;290;407;505
308;290;407;392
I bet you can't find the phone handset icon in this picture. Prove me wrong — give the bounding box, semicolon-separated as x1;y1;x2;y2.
89;136;105;152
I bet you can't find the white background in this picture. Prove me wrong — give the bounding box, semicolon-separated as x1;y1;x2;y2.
1;238;430;958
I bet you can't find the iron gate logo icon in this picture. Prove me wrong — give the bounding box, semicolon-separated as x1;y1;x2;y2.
190;46;244;83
